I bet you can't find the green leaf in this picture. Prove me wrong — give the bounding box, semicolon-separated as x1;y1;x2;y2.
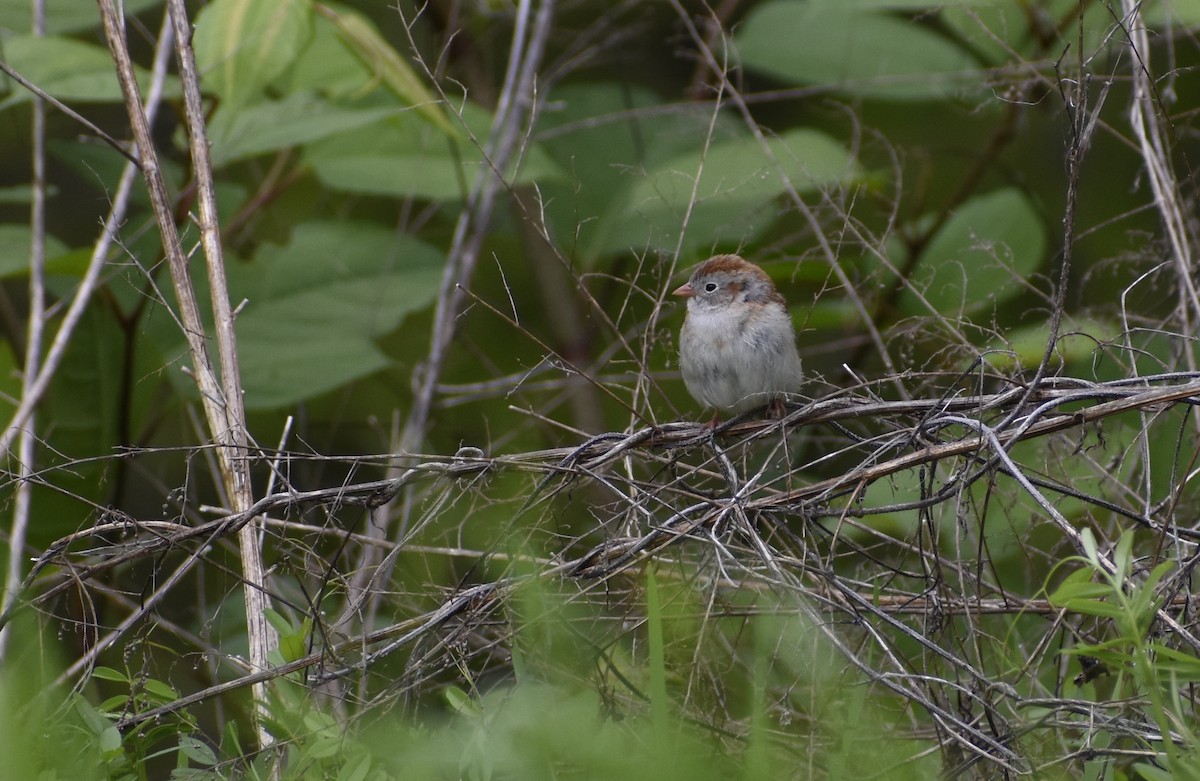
589;128;860;257
49;138;183;213
72;694;113;735
266;610;311;663
89;667;129;683
985;318;1115;373
193;0;314;108
264;608;293;636
339;754;373;781
99;725;122;755
942;1;1116;69
207;92;404;166
279;7;376;98
1142;560;1175;595
444;686;479;717
0;35;179;107
308;735;342;759
35;306;123;529
735;1;984;101
1146;644;1200;680
98;694;130;713
1081;527;1099;566
1133;762;1177;781
0;184;58;203
1113;530;1134;581
305;113;463;199
178;734;219;767
898;188;1045;317
537;81;746;259
0;224;68;277
315;2;455;136
0;0;160;35
225;221;444;409
1048;568;1111;605
1060;599;1125;620
235;319;391;410
142;678;179;702
305;103;560;200
1145;0;1200;26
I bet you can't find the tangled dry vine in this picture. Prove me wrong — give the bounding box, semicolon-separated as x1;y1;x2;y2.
9;370;1200;772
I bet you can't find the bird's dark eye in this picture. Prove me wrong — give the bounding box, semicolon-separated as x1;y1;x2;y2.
704;282;718;293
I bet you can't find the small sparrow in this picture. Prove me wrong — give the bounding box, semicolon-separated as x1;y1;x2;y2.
673;254;804;417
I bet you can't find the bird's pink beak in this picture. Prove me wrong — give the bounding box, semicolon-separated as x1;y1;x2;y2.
672;283;695;298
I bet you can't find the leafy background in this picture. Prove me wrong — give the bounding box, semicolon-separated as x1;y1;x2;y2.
2;0;1200;778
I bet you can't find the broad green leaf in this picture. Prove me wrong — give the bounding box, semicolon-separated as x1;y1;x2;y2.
853;467;924;537
898;188;1045;317
309;735;342;759
279;7;377;98
0;224;68;277
0;0;159;35
0;35;179;107
178;736;218;767
305;103;561;200
267;610;311;663
89;667;128;683
193;0;313;108
444;686;479;717
305;113;462;199
315;2;455;135
99;725;122;755
1133;762;1179;781
985;318;1116;372
264;608;294;636
207;91;405;165
142;678;179;702
72;694;113;735
46;304;121;463
224;221;444;409
589;128;860;257
49;138;181;211
97;694;129;712
735;1;984;100
1144;0;1200;26
229;317;387;411
943;1;1117;67
537;81;744;259
0;184;58;203
339;754;373;781
0;335;15;412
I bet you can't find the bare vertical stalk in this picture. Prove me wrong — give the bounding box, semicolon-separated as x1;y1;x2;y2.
1120;0;1200;341
95;0;273;746
336;0;557;648
163;0;273;745
1;0;47;662
399;0;557;453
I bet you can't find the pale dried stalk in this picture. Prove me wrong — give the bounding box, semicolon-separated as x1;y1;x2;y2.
1;0;47;664
400;0;557;452
95;0;273;745
163;0;273;747
1120;1;1200;337
0;3;170;656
